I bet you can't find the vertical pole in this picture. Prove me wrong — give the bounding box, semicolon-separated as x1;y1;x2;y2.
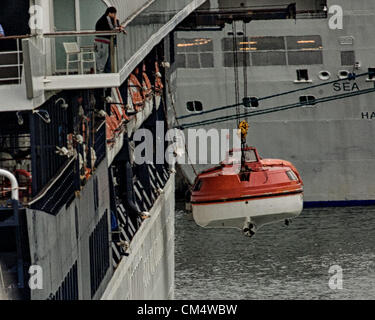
110;35;115;73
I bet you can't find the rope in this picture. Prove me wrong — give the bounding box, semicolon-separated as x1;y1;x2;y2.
176;87;375;129
176;71;371;121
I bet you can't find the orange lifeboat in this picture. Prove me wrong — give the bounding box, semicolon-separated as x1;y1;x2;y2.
128;73;144;111
190;146;304;237
154;62;164;95
142;65;153;99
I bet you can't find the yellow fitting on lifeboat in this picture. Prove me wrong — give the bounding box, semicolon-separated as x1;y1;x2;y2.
239;120;249;138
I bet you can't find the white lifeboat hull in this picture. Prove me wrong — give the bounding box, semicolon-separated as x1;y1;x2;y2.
192;192;303;230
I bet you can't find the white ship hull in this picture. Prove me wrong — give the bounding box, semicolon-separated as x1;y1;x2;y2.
102;174;175;300
173;0;375;204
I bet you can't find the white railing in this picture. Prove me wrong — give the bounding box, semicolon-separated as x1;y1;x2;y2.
0;35;30;85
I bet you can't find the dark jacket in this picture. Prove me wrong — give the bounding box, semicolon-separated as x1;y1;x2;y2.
95;14;119;39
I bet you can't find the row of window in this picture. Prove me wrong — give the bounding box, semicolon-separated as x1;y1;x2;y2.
176;36;355;68
177;36;323;53
186;96;316;113
184;67;375;113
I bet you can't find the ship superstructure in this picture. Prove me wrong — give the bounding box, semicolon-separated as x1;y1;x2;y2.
0;0;206;300
172;0;375;205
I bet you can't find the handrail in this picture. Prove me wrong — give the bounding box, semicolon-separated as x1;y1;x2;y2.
0;34;32;40
0;169;19;201
28;155;76;206
43;30;124;37
0;31;123;40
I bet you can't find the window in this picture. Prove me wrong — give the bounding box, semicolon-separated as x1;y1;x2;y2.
187;101;203;112
244;150;258;162
296;69;309;81
252;51;286;66
286;35;323;65
243;97;259;108
288;50;323;65
367;68;375;80
222;37;251;67
286;170;298;181
341;51;355;66
176;38;214;68
299;95;316;106
220;35;323;67
193;179;203;191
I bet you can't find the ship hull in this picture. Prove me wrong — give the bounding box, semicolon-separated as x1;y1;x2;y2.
102;173;175;300
173;7;375;204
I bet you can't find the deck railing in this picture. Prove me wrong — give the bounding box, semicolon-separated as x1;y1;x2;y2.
41;31;124;76
29;157;77;215
0;35;30;85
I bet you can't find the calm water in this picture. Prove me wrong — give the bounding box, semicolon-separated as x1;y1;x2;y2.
175;204;375;299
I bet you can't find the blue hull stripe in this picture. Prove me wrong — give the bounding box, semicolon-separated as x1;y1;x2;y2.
304;200;375;208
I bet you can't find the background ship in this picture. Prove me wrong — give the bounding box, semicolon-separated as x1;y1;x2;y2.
0;0;206;300
172;0;375;205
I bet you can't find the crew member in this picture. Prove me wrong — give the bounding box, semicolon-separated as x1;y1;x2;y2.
95;7;126;73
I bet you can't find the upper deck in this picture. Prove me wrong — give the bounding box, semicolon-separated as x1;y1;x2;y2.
0;0;207;111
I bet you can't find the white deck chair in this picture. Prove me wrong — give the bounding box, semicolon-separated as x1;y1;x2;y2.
63;42;96;75
63;42;81;75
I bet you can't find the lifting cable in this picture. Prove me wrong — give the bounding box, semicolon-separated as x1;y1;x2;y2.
176;71;372;121
176;85;375;129
232;21;241;125
242;21;248;123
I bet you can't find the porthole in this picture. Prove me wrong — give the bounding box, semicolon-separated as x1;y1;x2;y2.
338;70;349;79
319;70;331;80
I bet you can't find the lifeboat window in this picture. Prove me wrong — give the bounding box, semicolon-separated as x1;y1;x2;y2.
193;179;203;191
286;170;298;181
244;150;257;162
187;101;203;113
341;51;355;66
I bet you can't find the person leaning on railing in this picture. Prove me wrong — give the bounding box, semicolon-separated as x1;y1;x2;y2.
94;7;126;73
0;24;5;37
